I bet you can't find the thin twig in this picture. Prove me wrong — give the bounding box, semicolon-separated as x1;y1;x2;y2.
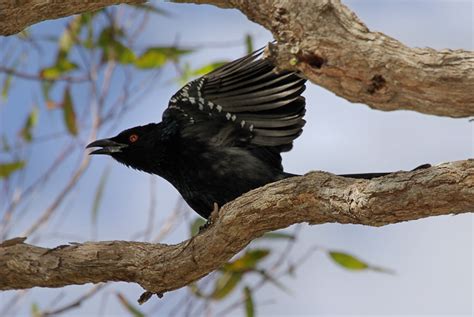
0;66;89;83
42;284;106;316
0;143;75;239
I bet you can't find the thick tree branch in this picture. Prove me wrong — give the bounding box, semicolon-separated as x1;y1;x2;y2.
2;1;472;117
0;0;144;36
174;0;474;118
1;160;473;295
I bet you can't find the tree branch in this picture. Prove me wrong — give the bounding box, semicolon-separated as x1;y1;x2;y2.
2;1;472;116
1;160;473;295
174;0;474;118
0;0;144;36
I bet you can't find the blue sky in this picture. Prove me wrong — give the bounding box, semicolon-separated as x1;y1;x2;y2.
0;0;472;316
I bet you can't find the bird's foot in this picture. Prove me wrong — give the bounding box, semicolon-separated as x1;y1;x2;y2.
199;202;220;234
179;203;221;256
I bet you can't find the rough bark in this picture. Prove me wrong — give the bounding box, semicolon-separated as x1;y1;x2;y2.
174;0;474;118
1;0;472;300
2;0;472;116
0;0;144;36
1;160;473;294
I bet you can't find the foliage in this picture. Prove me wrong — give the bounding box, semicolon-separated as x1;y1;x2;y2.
0;160;25;179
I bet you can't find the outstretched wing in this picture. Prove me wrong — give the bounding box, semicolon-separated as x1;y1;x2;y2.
163;47;306;152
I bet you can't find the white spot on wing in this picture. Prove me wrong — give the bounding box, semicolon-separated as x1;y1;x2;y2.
196;78;205;98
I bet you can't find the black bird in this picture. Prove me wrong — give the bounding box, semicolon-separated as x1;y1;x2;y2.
87;48;425;219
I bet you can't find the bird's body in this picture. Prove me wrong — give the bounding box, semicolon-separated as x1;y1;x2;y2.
87;47;427;218
150;124;291;218
88;48;305;218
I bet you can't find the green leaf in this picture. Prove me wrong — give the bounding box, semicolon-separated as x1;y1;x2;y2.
190;217;206;237
91;167;110;224
98;27;120;46
31;302;41;317
328;251;369;271
260;232;295;240
62;87;78;136
58;13;99;54
211;271;242;300
2;58;22;101
329;251;395;274
116;293;145;317
40;59;78;80
0;160;25;179
135;49;167;69
41;81;54;102
135;47;192;69
1;73;13;101
245;34;254;54
20;107;39;142
98;27;135;64
243;286;254;317
57;55;79;71
58;16;83;59
40;17;83;81
103;40;136;64
130;3;170;16
113;42;136;64
224;249;270;273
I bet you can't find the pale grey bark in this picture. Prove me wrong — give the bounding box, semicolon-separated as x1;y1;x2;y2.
175;0;474;118
1;161;473;295
0;0;472;298
0;0;144;36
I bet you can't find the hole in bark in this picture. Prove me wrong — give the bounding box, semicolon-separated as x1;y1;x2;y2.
367;74;386;94
298;52;326;69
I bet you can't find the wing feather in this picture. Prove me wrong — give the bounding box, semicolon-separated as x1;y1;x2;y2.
165;47;306;151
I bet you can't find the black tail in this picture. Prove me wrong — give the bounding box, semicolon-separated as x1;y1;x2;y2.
282;164;431;180
339;172;392;179
340;164;431;180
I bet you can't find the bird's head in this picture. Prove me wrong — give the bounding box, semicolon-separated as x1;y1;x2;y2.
87;123;160;172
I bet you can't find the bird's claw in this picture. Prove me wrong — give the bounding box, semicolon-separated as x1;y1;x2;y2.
199;202;220;233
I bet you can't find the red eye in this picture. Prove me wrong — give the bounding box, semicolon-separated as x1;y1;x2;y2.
129;134;139;143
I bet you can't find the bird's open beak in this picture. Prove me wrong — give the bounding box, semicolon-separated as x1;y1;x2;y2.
86;138;127;155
